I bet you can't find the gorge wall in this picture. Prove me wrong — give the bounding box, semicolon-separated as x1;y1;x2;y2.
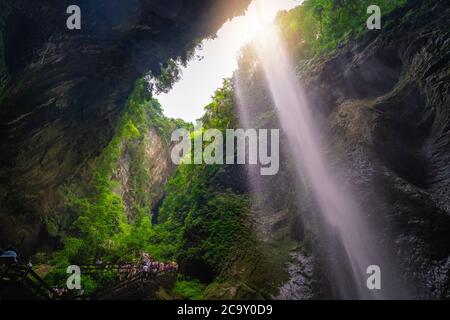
232;0;450;299
0;0;251;253
304;0;450;298
0;0;449;300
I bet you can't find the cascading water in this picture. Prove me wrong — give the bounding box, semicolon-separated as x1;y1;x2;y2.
243;25;408;299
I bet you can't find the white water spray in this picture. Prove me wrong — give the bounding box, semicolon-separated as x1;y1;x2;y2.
250;25;397;299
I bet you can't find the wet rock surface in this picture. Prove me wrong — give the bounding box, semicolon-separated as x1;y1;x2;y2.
277;250;315;300
299;0;450;298
0;0;449;300
0;0;251;252
234;0;450;299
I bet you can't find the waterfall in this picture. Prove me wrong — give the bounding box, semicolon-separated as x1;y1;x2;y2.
237;25;408;299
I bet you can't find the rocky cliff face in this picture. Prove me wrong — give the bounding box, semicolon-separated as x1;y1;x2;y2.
231;0;450;299
301;0;450;298
0;0;251;252
1;0;448;300
113;127;173;219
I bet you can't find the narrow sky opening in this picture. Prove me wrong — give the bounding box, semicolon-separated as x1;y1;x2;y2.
155;0;301;123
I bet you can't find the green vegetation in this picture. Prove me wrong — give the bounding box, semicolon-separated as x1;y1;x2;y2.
148;59;183;95
155;165;250;267
150;79;251;274
43;80;181;292
173;277;206;300
148;37;204;95
37;0;415;298
42;79;254;298
277;0;407;59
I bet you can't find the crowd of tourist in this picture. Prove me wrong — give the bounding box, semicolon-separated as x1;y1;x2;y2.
141;253;178;274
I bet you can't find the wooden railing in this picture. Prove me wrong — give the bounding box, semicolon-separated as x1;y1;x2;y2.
0;264;59;300
82;263;177;300
0;262;177;300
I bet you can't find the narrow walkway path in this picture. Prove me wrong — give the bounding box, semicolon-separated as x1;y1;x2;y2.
81;262;178;300
0;261;178;300
0;264;58;300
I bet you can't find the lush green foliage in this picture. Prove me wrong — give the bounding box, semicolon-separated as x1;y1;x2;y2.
44;0;415;291
150;79;250;279
42;79;250;297
43;80;179;290
147;39;203;95
156;165;249;267
148;59;183;95
277;0;407;59
173;278;206;300
201;79;237;130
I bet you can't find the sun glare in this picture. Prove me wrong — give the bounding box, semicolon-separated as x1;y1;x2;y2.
156;0;301;122
229;0;294;46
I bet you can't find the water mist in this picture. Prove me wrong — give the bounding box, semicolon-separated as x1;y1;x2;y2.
240;25;409;299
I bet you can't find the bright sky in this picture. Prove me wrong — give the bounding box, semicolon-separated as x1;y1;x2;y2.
155;0;301;122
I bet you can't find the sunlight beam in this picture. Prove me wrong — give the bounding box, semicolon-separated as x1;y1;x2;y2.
155;0;301;122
